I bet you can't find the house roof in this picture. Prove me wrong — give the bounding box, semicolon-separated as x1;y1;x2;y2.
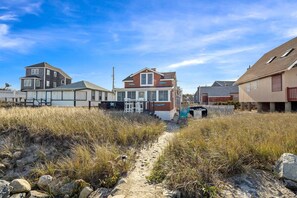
197;86;239;97
123;68;176;81
49;81;110;92
212;81;235;87
26;62;72;79
236;37;297;85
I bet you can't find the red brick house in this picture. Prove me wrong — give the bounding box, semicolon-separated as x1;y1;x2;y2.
114;68;179;120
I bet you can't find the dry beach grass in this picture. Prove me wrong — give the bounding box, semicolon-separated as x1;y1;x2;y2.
0;107;165;187
149;113;297;197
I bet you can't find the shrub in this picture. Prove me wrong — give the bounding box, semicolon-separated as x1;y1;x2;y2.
0;107;165;187
149;113;297;197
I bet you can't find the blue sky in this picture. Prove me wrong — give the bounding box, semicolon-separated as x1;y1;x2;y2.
1;0;297;93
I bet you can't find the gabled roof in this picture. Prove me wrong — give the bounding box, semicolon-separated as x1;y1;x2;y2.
236;37;297;85
123;68;176;82
198;86;239;97
212;81;235;87
49;81;110;92
26;62;72;79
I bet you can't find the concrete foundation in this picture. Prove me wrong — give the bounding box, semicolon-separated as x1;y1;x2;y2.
270;102;275;112
285;102;292;112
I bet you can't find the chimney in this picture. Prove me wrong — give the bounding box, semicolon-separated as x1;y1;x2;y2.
151;68;156;71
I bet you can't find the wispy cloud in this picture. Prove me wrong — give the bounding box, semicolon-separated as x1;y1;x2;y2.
0;24;34;51
167;46;259;69
0;14;18;21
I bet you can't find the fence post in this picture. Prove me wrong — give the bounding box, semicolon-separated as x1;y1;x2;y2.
89;101;91;110
24;99;27;107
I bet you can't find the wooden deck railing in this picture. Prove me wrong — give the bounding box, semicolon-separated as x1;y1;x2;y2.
287;87;297;101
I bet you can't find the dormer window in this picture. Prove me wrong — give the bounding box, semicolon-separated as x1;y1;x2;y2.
281;48;294;58
266;56;276;64
140;73;153;86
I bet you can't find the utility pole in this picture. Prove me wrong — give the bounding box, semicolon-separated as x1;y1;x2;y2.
112;66;115;91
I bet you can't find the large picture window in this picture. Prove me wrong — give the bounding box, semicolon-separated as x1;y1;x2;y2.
24;79;31;87
272;74;282;92
147;91;156;101
140;73;153;86
159;90;169;101
127;91;136;99
117;92;125;101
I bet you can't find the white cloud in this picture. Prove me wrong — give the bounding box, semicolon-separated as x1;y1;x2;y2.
21;2;42;15
166;46;258;69
168;58;208;69
0;24;34;51
284;28;297;38
0;14;18;21
0;24;9;35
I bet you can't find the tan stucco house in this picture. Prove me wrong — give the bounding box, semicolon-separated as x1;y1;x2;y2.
236;37;297;112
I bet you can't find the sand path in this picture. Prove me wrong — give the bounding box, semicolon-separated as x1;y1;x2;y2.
109;123;178;198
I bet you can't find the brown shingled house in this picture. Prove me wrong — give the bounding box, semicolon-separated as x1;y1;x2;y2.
236;37;297;112
114;67;180;120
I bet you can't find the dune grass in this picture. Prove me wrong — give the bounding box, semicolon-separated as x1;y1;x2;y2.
0;107;165;187
148;113;297;197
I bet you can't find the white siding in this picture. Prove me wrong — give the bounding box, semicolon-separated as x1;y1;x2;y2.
63;91;74;100
37;91;46;100
27;91;37;99
76;91;87;100
52;101;74;106
52;91;62;100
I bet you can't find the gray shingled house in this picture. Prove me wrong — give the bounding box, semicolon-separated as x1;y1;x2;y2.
20;62;72;91
194;81;239;104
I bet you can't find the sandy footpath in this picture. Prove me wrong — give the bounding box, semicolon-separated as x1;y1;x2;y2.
110;127;176;198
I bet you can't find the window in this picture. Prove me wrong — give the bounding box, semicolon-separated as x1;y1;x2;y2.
35;80;40;87
281;48;294;58
140;73;154;86
99;91;102;101
117;92;125;101
127;91;136;99
31;69;39;75
141;74;146;85
46;81;50;87
272;74;282;92
266;56;276;64
53;82;57;88
159;90;168;101
148;73;153;84
54;71;57;77
24;79;31;87
147;91;156;101
138;91;145;100
47;69;50;75
91;90;95;101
